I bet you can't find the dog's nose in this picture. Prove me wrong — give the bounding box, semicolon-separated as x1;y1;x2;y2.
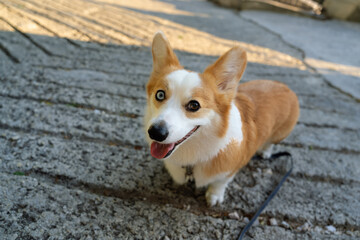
148;121;169;142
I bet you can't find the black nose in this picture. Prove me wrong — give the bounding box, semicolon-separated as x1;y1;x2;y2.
148;121;169;142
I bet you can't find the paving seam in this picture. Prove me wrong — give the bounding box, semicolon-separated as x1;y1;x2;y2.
0;122;145;150
1;1;82;48
0;41;20;63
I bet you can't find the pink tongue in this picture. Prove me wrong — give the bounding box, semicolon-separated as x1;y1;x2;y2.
150;142;175;159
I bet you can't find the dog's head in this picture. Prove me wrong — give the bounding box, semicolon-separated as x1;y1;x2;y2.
144;32;247;160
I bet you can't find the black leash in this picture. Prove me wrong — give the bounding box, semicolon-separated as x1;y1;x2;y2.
237;151;293;240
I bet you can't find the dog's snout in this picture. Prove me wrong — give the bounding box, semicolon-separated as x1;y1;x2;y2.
148;121;169;142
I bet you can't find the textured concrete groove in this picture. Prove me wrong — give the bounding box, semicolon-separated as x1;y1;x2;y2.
280;142;360;155
2;0;99;43
0;41;20;63
0;123;144;150
31;62;152;80
298;95;360;116
0;17;54;56
22;0;132;44
42;0;149;43
0;1;83;48
0;92;142;118
298;122;359;132
0;19;49;61
0;104;145;148
291;172;360;186
0;80;146;116
32;65;150;87
3;74;147;101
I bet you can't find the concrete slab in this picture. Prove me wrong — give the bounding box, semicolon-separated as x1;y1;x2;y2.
241;10;360;100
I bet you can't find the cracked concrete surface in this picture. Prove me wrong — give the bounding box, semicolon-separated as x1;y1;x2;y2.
0;0;359;239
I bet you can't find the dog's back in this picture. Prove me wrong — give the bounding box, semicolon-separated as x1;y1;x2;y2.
236;80;299;158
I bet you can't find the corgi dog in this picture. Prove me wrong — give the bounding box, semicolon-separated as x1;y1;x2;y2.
144;32;299;206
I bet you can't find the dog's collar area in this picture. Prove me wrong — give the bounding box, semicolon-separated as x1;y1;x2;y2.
182;165;194;183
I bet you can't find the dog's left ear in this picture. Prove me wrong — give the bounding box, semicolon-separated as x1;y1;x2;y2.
152;31;181;73
204;47;247;93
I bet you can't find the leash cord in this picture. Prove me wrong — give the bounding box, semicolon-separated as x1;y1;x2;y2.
237;151;293;240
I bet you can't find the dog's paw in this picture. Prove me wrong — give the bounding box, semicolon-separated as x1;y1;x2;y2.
258;144;273;159
260;150;272;159
206;189;224;207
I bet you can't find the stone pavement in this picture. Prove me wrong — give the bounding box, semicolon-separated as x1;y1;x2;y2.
0;0;359;239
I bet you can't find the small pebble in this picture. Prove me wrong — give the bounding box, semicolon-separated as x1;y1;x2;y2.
243;217;249;223
325;225;336;233
10;135;20;141
37;140;45;146
281;221;290;229
264;168;273;175
94;109;101;114
297;222;310;231
314;226;323;233
269;218;278;226
163;236;170;240
228;211;240;220
215;230;221;239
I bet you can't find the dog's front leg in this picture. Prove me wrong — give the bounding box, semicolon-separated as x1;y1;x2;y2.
194;167;234;206
164;160;187;185
205;177;234;206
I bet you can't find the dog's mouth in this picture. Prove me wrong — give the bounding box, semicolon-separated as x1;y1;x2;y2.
150;126;200;159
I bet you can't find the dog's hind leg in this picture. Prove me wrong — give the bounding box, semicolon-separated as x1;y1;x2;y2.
257;143;273;159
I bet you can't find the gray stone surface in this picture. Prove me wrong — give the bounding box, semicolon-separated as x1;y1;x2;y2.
241;10;360;100
0;0;359;239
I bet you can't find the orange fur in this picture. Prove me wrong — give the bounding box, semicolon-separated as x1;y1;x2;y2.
202;80;299;178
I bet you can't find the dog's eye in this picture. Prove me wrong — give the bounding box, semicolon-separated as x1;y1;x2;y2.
155;90;165;101
186;100;200;112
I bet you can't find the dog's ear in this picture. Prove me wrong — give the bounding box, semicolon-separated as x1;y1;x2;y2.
204;47;247;93
152;31;181;73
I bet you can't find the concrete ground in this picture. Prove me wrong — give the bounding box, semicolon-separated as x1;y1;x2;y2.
0;0;359;239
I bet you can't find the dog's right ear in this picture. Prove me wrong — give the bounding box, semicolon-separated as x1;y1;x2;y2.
204;47;247;94
152;32;181;73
